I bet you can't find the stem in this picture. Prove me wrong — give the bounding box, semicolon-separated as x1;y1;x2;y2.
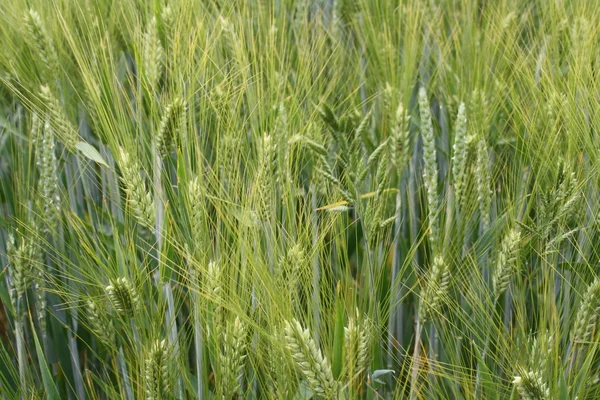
153;145;183;398
15;301;26;399
474;297;498;397
310;184;321;343
194;300;205;399
388;190;403;368
410;316;423;400
118;346;134;400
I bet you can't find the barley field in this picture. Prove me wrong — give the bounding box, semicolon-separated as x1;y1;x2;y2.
0;0;599;399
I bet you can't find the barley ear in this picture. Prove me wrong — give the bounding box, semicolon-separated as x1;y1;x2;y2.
512;369;549;400
419;255;450;324
283;319;338;398
23;9;59;83
451;102;468;207
492;229;520;300
119;148;155;229
36;118;61;233
86;299;114;347
218;316;247;398
419;87;439;251
39;85;80;151
572;278;600;344
105;277;140;318
345;309;372;386
156;97;186;158
144;16;164;91
145;339;171;400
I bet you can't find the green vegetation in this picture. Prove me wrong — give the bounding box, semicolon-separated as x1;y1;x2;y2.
1;0;600;398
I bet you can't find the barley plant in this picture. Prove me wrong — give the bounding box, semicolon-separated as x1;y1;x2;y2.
2;0;600;399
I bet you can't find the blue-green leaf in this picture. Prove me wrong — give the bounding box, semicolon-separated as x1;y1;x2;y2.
76;141;109;167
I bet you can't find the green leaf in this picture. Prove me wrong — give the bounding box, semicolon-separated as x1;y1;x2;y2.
76;141;109;167
293;380;313;400
559;372;569;400
371;369;395;385
30;316;61;400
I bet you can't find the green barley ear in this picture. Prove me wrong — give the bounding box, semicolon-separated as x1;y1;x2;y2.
205;260;223;336
218;316;247;398
492;229;520;300
419;255;450;324
369;149;389;238
145;340;171;400
119;148;155;229
188;176;205;255
36;117;61;233
105;277;140;317
256;133;275;219
86;299;114;347
419;87;439;251
345;309;372;386
512;369;549;400
23;9;59;82
6;234;34;303
529;330;552;378
451;102;468;208
39;85;79;151
156;97;186;158
144;16;164;91
389;98;411;178
572;279;600;344
219;16;237;62
475;137;491;231
279;244;307;309
265;331;294;399
283;318;338;398
161;4;174;55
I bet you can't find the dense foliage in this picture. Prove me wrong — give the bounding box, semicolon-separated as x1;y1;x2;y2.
1;0;600;399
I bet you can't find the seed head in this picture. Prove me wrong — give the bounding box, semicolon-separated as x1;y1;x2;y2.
419;87;439;251
217;317;247;398
23;9;59;82
492;229;521;300
156;97;186;158
283;319;338;398
345;309;372;385
6;234;37;301
420;255;450;323
573;279;600;344
119;148;155;229
512;369;549;400
452;102;468;207
145;340;171;400
39;85;79;151
86;299;114;346
144;16;164;90
105;277;140;317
